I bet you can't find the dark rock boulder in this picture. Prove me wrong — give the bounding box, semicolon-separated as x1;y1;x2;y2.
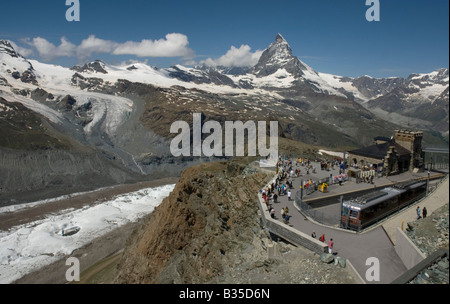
320;253;335;264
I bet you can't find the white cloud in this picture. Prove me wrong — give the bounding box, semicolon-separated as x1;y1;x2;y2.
15;35;261;69
113;33;194;58
9;41;34;58
117;59;150;67
76;35;118;61
28;37;76;61
21;33;194;62
201;45;263;68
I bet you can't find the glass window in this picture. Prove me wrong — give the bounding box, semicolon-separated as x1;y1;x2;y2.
350;210;359;218
342;207;349;216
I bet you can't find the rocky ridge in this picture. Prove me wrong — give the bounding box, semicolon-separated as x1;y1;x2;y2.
1;35;448;207
406;203;449;256
114;160;356;284
251;34;311;79
406;203;449;284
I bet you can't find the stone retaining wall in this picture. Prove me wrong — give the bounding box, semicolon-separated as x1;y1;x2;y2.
257;178;328;255
394;228;427;270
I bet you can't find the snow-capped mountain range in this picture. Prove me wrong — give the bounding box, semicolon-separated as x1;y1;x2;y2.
2;33;449;142
3;35;448;101
0;34;449;156
0;34;448;206
1;34;448;148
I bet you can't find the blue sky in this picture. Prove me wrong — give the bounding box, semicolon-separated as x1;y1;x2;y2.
0;0;448;78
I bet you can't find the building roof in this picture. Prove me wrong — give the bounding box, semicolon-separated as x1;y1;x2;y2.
349;142;411;160
374;136;392;142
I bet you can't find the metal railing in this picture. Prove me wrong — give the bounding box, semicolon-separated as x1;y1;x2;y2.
300;174;349;196
294;190;341;227
295;174;448;231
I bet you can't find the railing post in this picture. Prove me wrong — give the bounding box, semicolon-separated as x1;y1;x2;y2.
300;179;304;199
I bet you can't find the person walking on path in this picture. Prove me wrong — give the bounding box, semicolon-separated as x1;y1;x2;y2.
417;206;422;220
281;207;290;224
270;207;275;219
287;190;292;201
328;238;334;254
423;207;428;219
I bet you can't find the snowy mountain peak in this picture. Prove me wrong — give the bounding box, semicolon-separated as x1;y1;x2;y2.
0;40;23;59
408;68;449;84
250;34;311;78
0;39;38;86
70;60;108;74
275;33;288;44
267;33;294;59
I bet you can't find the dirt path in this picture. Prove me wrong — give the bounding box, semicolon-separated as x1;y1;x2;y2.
74;250;123;284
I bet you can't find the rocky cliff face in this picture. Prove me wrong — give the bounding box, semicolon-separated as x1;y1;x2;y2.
114;160;357;284
0;147;144;207
406;203;449;284
251;34;310;78
114;161;272;283
406;203;449;256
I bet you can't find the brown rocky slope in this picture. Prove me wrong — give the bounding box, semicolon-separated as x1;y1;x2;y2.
114;160;356;284
114;160;272;283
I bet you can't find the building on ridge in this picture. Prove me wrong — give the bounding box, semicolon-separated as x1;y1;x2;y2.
347;130;424;176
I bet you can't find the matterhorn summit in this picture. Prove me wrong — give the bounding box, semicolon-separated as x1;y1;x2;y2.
251;34;312;78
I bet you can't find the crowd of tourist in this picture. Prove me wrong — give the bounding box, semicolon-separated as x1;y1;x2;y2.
260;153;341;253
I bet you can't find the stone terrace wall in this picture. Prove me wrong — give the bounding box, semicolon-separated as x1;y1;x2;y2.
257;177;328;254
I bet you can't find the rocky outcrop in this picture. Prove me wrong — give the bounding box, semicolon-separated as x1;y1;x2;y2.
406;203;449;256
350;76;405;100
0;147;144;207
71;73;105;91
167;65;237;88
0;97;144;207
0;98;68;151
114;160;357;284
0;76;10;87
251;34;310;78
30;88;55;102
58;95;77;111
20;69;38;86
406;203;449;284
70;60;108;74
114;161;272;284
408;254;449;284
0;40;23;59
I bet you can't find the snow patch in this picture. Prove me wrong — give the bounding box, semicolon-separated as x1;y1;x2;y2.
318;149;345;159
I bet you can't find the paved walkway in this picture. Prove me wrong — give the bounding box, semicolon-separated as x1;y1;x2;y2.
264;160;448;284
